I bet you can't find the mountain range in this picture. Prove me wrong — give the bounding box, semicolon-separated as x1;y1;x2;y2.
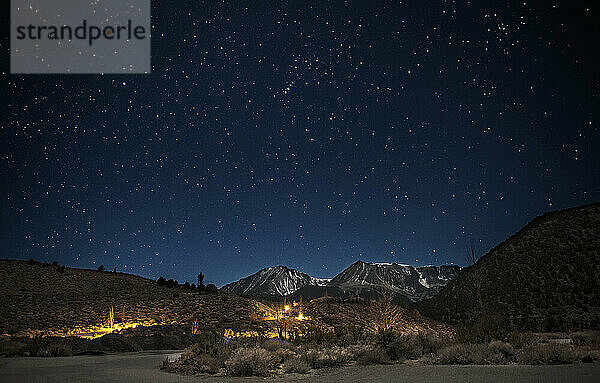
222;261;461;303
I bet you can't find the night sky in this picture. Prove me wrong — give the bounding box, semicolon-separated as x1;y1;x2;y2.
1;1;598;287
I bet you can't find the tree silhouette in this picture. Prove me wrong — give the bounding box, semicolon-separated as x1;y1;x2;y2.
466;241;485;316
197;272;206;291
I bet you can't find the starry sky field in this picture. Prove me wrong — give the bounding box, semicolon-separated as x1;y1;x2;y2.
1;1;598;286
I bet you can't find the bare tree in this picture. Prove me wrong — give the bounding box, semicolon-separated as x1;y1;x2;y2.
466;242;484;315
368;290;403;332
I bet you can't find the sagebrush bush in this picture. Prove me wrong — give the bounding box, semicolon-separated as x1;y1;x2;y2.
418;333;452;355
302;346;351;368
225;347;274;376
272;347;296;363
433;341;515;365
283;357;311;374
455;314;511;344
23;337;74;357
354;347;391;365
261;338;294;351
0;337;27;356
376;331;432;360
508;331;538;349
517;344;579;365
187;332;232;359
570;331;600;347
300;325;337;345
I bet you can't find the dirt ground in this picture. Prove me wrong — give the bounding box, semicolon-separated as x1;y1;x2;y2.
1;351;599;383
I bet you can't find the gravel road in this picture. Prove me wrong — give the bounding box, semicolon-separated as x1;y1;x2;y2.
1;351;599;383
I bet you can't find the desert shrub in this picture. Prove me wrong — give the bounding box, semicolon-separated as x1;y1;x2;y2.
97;264;105;272
261;337;294;352
334;325;366;346
376;331;422;360
225;347;275;376
517;344;580;365
160;331;232;375
354;347;391;365
570;331;600;347
267;347;296;363
188;332;232;359
433;341;515;365
418;333;453;355
28;258;36;265
0;337;27;356
23;337;74;357
488;341;517;361
301;346;351;368
283;357;311;373
455;314;510;343
508;331;538;348
157;276;166;286
300;325;336;345
88;333;142;353
434;344;472;365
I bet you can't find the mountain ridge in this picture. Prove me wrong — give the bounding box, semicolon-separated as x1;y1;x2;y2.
222;261;461;302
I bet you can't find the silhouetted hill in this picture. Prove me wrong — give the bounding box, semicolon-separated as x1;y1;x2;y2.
415;203;600;331
0;260;269;336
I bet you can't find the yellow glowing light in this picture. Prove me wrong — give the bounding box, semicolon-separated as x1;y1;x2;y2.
284;305;290;311
223;328;278;339
296;313;306;320
63;320;154;339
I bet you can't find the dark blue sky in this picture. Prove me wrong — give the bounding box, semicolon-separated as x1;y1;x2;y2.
1;1;598;286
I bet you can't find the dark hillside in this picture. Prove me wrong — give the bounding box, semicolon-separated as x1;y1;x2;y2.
415;203;600;331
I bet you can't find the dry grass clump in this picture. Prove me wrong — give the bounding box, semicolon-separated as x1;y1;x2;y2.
160;331;233;375
354;346;391;365
570;331;600;347
225;347;275;376
283;357;311;373
432;341;600;365
301;346;352;368
0;337;28;356
21;336;78;357
432;341;516;365
261;337;295;351
517;343;600;365
376;331;451;361
272;347;296;363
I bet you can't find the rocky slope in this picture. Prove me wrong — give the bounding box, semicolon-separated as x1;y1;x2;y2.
415;202;600;331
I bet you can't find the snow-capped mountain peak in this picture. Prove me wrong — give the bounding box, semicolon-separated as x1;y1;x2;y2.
222;261;461;302
222;265;321;297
